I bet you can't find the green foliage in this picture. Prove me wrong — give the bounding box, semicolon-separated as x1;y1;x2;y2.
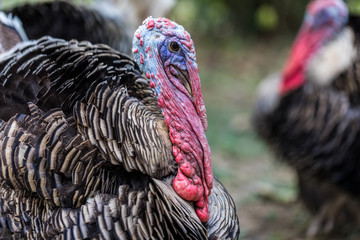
173;0;310;39
172;0;234;40
255;3;279;31
347;0;360;14
172;0;360;40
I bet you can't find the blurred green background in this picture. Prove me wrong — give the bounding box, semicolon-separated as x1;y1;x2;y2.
2;0;360;239
172;1;360;239
171;1;360;239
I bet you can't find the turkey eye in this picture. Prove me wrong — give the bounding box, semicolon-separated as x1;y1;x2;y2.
169;42;180;52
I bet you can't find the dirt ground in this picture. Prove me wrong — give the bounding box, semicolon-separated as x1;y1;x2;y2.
196;36;360;240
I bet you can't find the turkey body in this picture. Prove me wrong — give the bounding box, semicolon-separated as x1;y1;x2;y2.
7;1;132;54
254;69;360;235
255;81;360;193
0;36;239;239
253;0;360;235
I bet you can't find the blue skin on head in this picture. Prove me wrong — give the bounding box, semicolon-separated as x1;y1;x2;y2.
305;0;348;31
159;39;187;72
132;17;195;97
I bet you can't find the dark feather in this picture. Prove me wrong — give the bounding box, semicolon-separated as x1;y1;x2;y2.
7;1;131;54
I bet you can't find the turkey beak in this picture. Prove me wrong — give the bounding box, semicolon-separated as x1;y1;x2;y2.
174;65;193;97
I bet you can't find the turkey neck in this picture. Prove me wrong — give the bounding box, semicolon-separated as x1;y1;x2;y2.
154;55;213;223
132;17;214;223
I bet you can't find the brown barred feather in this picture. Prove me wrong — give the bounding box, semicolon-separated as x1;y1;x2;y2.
74;81;175;178
0;102;207;239
0;37;139;120
206;179;240;240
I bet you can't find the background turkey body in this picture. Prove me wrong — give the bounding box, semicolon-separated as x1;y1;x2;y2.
6;0;176;55
253;0;360;236
0;14;239;240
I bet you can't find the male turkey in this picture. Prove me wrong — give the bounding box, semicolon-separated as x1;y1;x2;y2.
253;0;360;236
0;14;239;239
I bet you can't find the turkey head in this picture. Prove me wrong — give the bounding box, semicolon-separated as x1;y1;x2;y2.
132;17;213;223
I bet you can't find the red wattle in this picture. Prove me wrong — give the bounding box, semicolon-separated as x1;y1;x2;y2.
155;55;213;223
280;71;304;95
280;24;334;95
187;60;208;131
179;161;195;177
173;171;203;201
195;198;210;222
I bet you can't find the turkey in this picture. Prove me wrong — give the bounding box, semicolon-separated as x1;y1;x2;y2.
253;0;360;236
0;14;239;239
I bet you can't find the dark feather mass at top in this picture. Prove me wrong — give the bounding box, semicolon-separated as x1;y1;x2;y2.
0;4;239;240
7;1;132;54
254;0;360;235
